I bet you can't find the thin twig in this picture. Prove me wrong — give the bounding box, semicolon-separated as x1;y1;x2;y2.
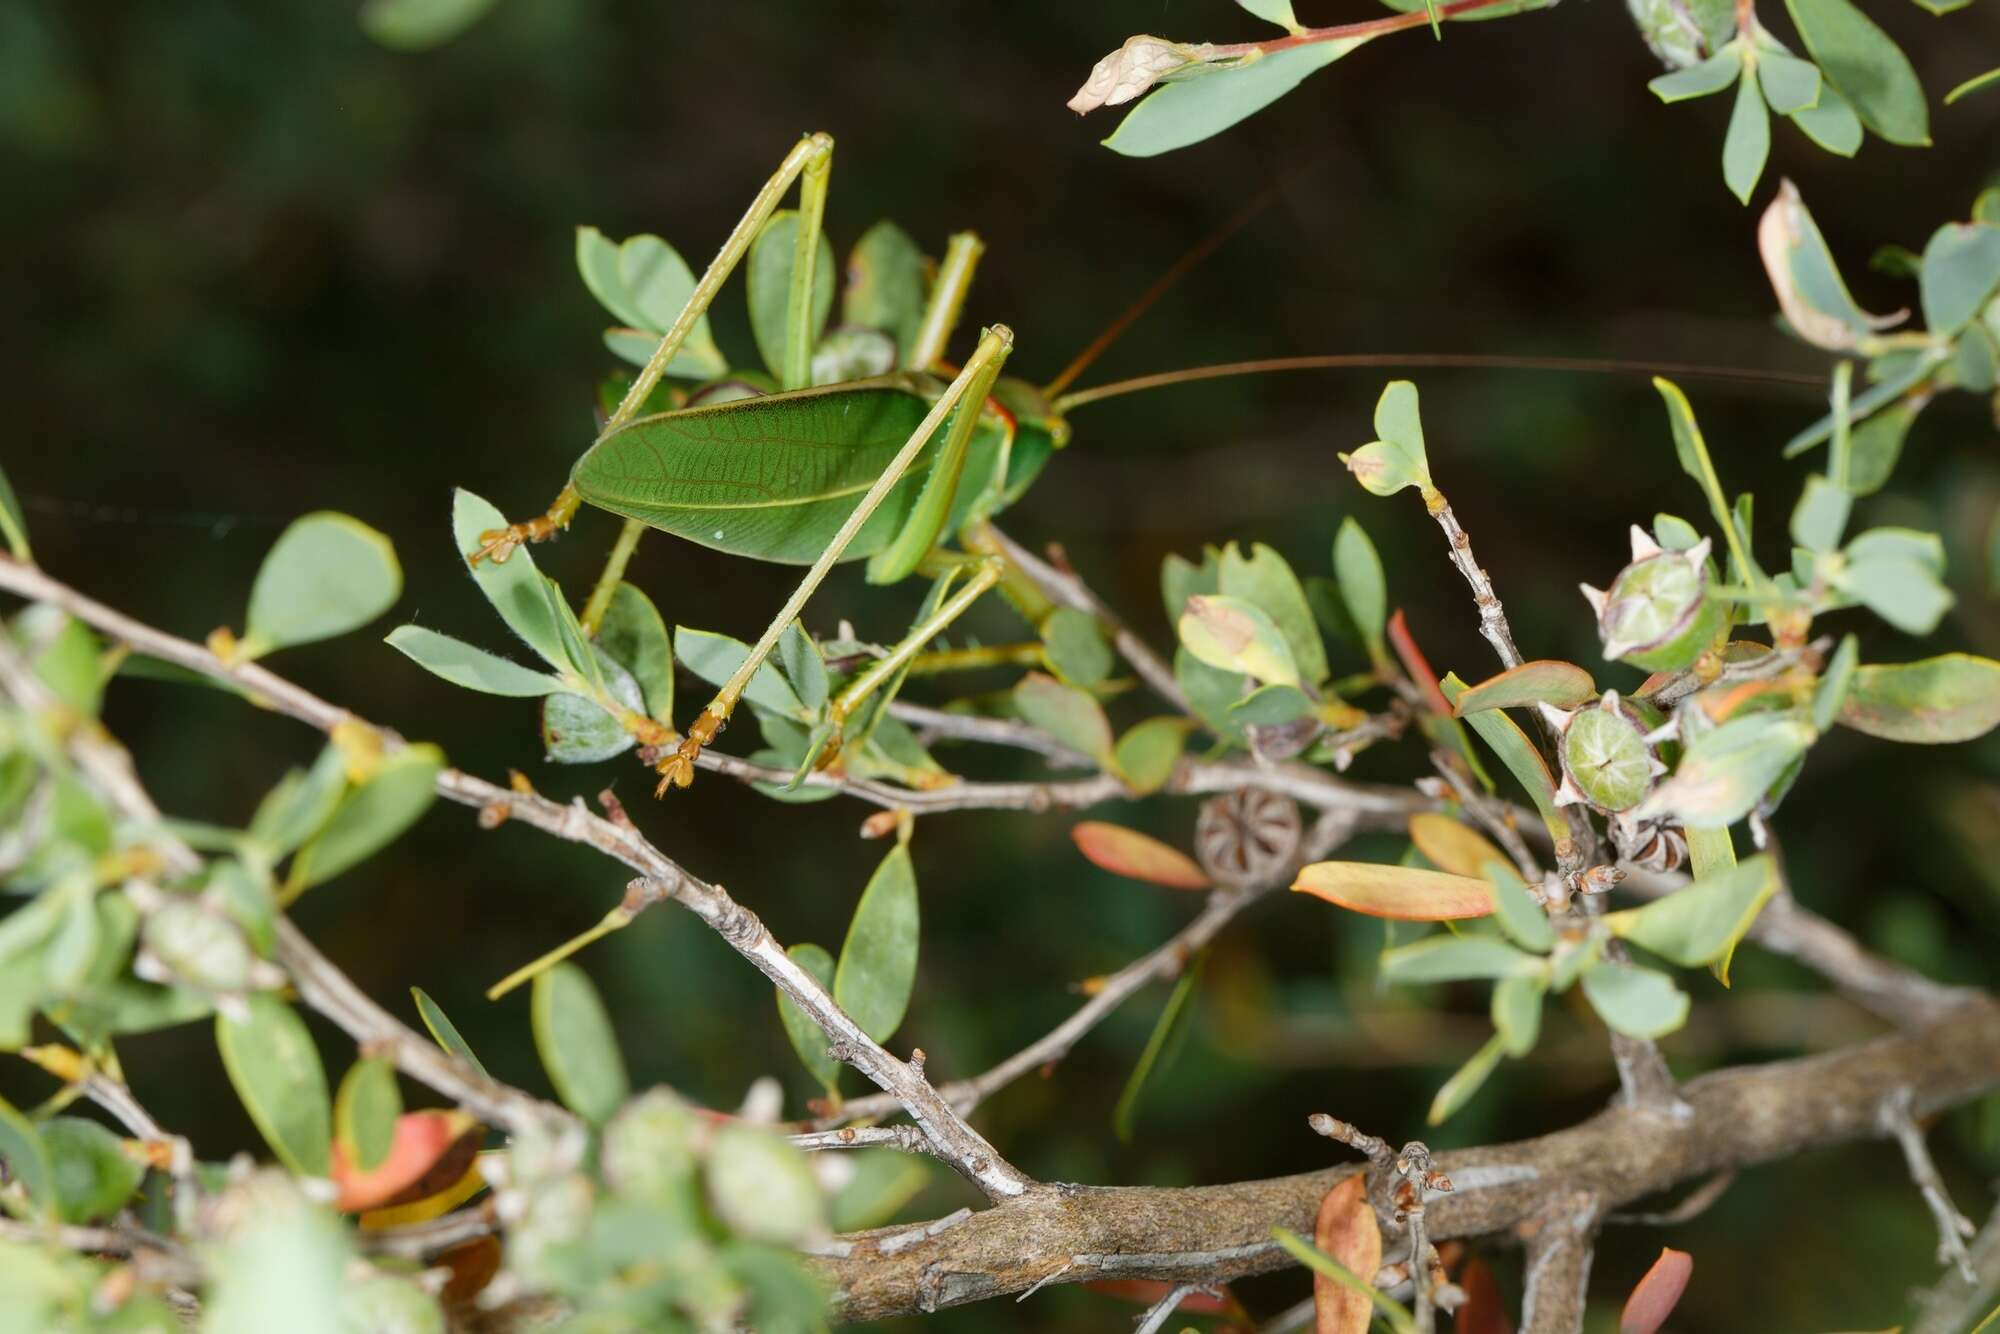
1621;868;1974;1028
1883;1087;1979;1283
888;700;1092;768
1606;1168;1737;1226
824;809;1358;1127
1134;1283;1204;1334
984;525;1190;714
0;557;1027;1199
1909;1197;2000;1334
789;1125;933;1155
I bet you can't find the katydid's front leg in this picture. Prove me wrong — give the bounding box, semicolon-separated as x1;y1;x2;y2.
470;131;837;566
655;324;1016;794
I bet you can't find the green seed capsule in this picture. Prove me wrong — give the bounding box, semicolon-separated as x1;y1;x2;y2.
1582;527;1724;673
1545;691;1668;813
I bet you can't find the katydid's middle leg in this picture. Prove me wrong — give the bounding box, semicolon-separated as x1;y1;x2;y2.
655;324;1016;794
470;131;837;566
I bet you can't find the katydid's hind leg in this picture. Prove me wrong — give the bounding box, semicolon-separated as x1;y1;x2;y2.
653;325;1016;797
471;485;583;565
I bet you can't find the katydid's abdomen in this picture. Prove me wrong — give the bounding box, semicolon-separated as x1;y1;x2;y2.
570;377;1008;565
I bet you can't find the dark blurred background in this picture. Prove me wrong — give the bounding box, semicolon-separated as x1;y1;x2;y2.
4;1;1999;1328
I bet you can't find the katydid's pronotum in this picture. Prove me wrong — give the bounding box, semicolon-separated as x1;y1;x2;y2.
464;131;1820;800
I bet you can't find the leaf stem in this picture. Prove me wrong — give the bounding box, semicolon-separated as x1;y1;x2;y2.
486;905;635;1000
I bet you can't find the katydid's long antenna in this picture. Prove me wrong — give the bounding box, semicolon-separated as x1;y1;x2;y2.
1040;182;1287;399
1051;353;1826;414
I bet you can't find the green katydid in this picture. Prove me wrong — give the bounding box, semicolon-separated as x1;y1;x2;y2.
468;131;1817;799
471;132;1075;795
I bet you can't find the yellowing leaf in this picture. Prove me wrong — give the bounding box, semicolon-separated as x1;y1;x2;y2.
1072;822;1210;890
1313;1175;1380;1334
1407;813;1507;879
1293;861;1494;920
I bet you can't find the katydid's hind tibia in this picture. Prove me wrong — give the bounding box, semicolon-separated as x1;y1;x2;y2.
651;326;1016;797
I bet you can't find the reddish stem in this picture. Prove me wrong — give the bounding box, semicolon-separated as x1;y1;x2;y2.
1209;0;1528;57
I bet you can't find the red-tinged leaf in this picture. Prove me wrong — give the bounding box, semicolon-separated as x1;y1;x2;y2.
1314;1174;1381;1334
1293;861;1494;921
1621;1247;1692;1334
1407;813;1508;880
1457;1256;1512;1334
1388;609;1453;718
1083;1279;1243;1317
332;1110;482;1212
438;1235;502;1305
1072;821;1210;890
1453;660;1595;715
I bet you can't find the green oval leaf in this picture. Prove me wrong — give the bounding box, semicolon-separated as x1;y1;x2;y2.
776;943;843;1094
360;0;495;49
42;1116;145;1223
384;626;566;697
575;227;725;378
332;1057;401;1175
596;582;674;723
1580;961;1690;1038
1649;44;1742;101
1606;854;1779;981
746;210;836;386
217;995;332;1176
245;513;401;655
1782;0;1929;146
706;1123;826;1246
410;987;489;1078
1014;671;1115;766
0;1092;54;1220
676;626;808;722
833;844;919;1044
291;744;444;890
1481;860;1554;952
1103;39;1372;158
1491;974;1546;1058
1112;717;1196;796
1041;606;1114;689
1721;68;1770;205
451;490;570;670
1919;221;2000;336
843;220;929;366
1838;654;2000;743
1333;518;1388;662
1428;1031;1508;1125
1378;935;1537;983
1757;50;1822;114
530;962;629;1124
542;649;645;765
1639;715;1814;828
